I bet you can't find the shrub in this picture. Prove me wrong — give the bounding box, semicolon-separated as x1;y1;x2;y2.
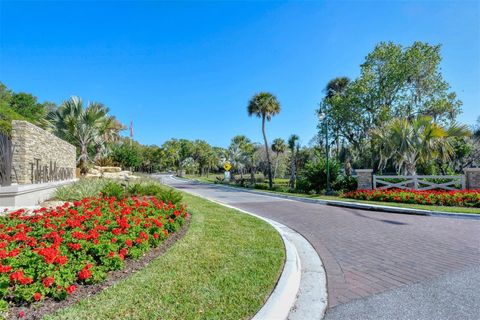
55;178;182;205
0;197;189;307
100;181;125;200
342;189;480;207
111;143;142;169
54;179;110;201
128;182;183;205
95;156;114;167
332;175;358;192
253;183;269;190
296;158;340;194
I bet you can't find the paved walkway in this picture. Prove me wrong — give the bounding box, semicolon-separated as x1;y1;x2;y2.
160;176;480;319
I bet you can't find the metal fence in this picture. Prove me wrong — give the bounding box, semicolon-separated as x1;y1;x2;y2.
0;132;13;187
373;175;465;191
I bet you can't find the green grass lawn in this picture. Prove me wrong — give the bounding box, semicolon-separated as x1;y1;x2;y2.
183;175;480;215
46;192;285;320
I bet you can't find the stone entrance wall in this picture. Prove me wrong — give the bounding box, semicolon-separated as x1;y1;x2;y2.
11;121;76;185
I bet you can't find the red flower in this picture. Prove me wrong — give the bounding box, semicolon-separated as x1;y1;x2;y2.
19;277;33;285
68;243;82;251
125;239;133;247
34;292;42;301
119;248;128;257
66;285;76;294
0;264;12;273
8;248;21;257
55;255;68;265
42;276;55;288
78;263;93;280
108;251;115;258
10;270;24;283
18;311;25;318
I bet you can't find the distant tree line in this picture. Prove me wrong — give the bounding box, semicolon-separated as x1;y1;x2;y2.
1;41;478;194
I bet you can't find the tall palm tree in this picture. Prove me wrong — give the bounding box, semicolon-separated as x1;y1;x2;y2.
288;134;299;188
48;96;120;173
271;138;286;179
247;92;281;189
372;116;470;175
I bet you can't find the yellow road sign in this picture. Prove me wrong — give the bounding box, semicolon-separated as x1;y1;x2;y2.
223;162;232;171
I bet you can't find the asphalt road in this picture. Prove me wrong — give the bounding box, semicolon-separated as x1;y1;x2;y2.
159;175;480;320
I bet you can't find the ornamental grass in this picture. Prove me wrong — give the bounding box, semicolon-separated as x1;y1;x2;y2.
343;189;480;207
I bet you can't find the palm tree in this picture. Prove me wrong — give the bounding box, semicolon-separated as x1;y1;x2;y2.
48;96;120;173
93;117;124;163
288;134;299;188
271;138;286;179
228;135;254;180
372;116;470;175
325;77;350;99
247;92;281;189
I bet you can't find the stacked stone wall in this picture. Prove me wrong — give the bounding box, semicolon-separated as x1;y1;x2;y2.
11;121;76;185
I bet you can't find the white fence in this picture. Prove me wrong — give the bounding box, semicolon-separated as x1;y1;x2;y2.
373;175;465;191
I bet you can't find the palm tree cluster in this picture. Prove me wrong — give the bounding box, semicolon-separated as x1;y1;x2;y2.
372;116;470;175
48;97;124;174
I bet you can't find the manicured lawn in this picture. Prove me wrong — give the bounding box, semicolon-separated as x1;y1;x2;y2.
47;192;285;320
183;176;480;214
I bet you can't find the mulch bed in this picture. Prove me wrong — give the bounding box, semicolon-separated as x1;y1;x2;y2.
8;217;191;320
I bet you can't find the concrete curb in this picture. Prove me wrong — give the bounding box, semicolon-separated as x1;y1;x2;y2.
172;176;480;220
162;175;328;320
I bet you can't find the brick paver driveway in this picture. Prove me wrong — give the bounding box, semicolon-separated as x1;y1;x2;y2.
161;176;480;316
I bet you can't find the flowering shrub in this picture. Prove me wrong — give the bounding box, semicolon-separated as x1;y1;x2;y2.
342;189;480;207
0;196;188;306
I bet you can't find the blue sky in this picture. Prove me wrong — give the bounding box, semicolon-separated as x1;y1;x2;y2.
1;1;478;147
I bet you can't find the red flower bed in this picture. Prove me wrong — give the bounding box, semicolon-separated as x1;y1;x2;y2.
0;196;188;305
342;189;480;207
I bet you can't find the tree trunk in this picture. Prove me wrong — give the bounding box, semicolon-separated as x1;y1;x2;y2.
262;116;273;189
289;150;296;189
273;152;279;179
79;144;88;175
344;155;352;176
93;144;102;163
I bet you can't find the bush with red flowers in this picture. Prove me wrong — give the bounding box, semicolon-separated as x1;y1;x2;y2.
342;189;480;207
0;196;188;306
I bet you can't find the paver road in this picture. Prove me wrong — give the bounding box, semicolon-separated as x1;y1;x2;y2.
160;175;480;319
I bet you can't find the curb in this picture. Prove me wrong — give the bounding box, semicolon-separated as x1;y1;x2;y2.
161;175;328;320
171;176;480;220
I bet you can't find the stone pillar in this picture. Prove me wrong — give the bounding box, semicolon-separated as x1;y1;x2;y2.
464;168;480;190
356;169;373;190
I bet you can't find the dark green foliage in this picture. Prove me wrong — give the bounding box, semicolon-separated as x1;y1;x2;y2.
111;143;142;169
296;158;340;194
0;82;54;135
100;181;125;199
10;92;46;121
332;175;357;192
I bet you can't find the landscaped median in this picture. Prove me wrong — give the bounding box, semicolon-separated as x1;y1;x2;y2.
0;178;285;320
